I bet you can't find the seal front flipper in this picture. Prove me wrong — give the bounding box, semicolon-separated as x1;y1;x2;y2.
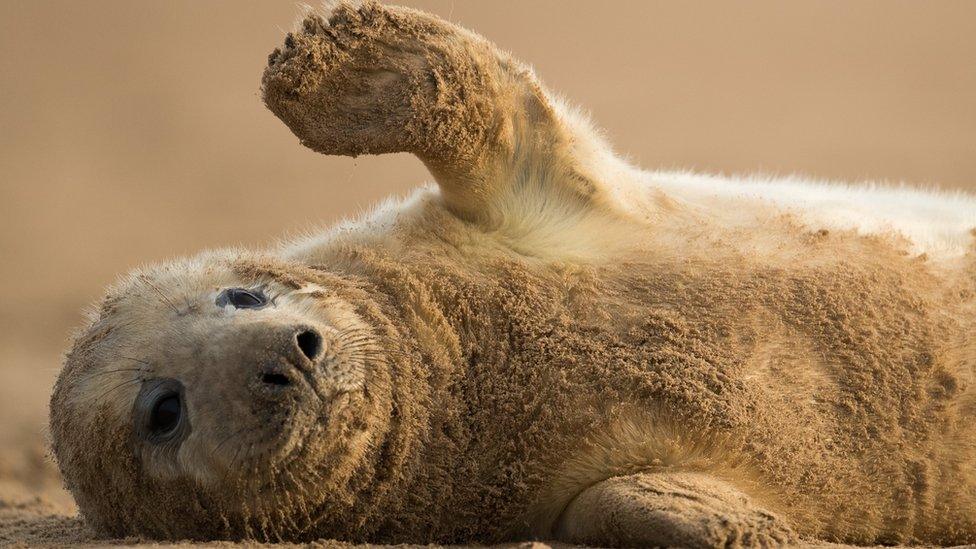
261;3;633;227
552;471;796;548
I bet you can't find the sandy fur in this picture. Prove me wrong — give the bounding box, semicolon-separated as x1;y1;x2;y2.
47;2;976;547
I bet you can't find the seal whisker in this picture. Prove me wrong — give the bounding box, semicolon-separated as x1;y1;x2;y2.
285;469;316;536
334;336;376;349
218;431;249;487
333;327;373;340
138;275;181;315
348;347;409;360
334;336;383;349
211;426;249;462
117;355;152;366
79;368;146;381
91;377;143;404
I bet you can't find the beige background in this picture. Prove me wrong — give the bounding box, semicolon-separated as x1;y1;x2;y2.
0;0;974;510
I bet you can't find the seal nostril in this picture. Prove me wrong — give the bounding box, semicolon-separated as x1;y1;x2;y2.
296;330;322;361
261;373;291;386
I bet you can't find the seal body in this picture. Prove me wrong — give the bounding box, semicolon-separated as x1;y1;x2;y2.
278;189;976;546
50;3;976;547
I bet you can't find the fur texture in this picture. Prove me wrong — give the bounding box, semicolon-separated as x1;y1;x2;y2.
50;2;976;547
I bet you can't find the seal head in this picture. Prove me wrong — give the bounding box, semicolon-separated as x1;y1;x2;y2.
49;252;397;541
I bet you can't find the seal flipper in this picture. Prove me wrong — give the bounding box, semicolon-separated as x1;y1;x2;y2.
553;471;796;548
262;2;627;227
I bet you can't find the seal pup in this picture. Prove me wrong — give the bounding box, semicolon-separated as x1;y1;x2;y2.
50;2;976;547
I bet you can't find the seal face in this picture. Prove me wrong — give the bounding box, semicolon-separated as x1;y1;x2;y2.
50;254;394;540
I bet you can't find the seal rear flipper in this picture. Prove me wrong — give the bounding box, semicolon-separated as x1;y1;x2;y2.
552;471;796;548
261;2;635;229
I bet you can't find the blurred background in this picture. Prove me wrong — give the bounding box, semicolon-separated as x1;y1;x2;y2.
0;1;974;510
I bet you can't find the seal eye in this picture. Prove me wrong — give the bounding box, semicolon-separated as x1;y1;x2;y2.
216;287;267;309
135;379;187;444
149;394;181;435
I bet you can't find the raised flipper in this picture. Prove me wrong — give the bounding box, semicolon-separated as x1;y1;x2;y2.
553;471;796;548
262;2;634;226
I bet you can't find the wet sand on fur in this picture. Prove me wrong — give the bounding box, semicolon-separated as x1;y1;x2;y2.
1;1;975;546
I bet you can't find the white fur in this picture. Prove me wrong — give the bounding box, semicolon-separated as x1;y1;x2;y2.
287;165;975;269
649;170;976;259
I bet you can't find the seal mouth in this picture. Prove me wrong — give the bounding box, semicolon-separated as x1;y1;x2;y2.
216;373;327;480
296;362;330;403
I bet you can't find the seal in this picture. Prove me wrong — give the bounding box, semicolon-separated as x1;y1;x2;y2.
50;2;976;547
